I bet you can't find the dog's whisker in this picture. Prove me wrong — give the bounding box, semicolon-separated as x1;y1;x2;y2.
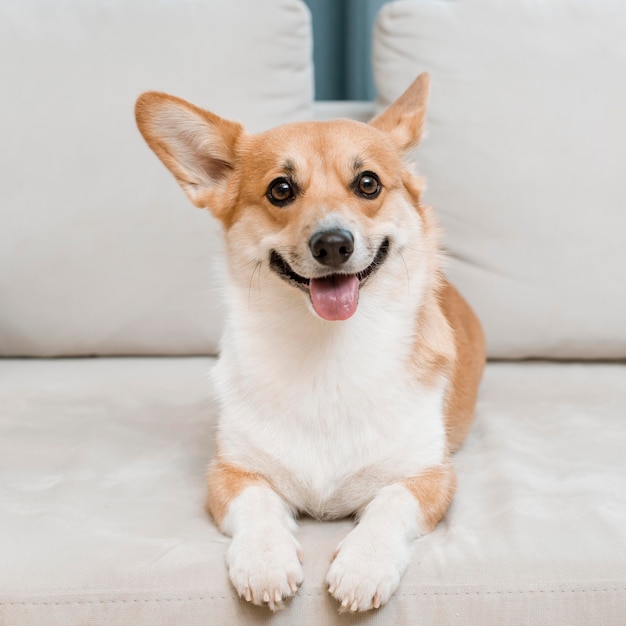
397;249;411;297
248;261;262;307
242;257;263;269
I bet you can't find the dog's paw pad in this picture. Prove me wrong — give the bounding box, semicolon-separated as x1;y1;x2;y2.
227;528;303;610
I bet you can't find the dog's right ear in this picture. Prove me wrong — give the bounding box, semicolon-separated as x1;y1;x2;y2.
135;92;243;217
370;73;430;155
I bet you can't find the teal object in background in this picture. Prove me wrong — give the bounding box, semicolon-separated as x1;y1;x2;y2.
303;0;388;100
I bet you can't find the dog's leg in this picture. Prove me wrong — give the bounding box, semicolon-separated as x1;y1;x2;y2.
207;459;303;610
326;462;456;612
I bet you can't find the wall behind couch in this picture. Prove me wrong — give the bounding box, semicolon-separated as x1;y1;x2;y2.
303;0;388;100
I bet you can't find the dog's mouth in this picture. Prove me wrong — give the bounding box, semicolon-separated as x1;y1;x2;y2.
269;238;390;321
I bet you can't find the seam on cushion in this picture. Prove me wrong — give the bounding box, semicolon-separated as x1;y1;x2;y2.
0;596;235;606
2;588;625;606
397;588;626;596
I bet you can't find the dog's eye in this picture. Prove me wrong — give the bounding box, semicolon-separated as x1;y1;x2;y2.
267;178;295;206
355;172;381;198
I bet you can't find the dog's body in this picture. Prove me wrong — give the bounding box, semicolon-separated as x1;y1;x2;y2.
136;74;485;612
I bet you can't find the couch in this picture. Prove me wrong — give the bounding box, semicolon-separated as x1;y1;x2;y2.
1;1;624;624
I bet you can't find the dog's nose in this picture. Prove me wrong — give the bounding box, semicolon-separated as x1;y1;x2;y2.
309;228;354;267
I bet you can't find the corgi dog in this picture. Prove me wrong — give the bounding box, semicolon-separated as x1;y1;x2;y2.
135;73;485;612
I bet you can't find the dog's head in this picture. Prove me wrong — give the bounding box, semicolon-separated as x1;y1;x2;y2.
135;74;436;322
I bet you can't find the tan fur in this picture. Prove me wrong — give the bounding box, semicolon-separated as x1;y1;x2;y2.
206;458;263;529
440;282;486;452
135;92;243;224
228;121;408;234
370;73;430;152
401;166;485;452
410;277;486;452
410;291;455;386
403;461;457;532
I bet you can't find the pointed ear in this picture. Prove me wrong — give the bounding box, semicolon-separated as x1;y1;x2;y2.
135;92;244;213
370;72;430;154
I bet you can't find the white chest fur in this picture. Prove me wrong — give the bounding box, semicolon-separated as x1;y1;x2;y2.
212;283;447;519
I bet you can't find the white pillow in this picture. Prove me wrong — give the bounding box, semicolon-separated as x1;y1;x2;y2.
0;0;313;356
374;0;626;359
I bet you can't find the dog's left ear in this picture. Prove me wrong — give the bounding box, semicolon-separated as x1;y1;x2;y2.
370;73;430;154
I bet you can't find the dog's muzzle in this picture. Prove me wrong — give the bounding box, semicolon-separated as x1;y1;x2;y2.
269;237;390;322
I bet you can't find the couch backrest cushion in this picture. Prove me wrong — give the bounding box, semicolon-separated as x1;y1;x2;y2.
374;0;626;359
0;0;313;357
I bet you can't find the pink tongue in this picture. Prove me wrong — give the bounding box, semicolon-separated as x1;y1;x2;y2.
309;274;359;321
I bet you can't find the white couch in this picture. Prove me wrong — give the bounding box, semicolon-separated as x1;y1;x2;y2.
1;1;625;624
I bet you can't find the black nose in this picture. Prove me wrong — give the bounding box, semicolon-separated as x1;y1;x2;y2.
309;228;354;267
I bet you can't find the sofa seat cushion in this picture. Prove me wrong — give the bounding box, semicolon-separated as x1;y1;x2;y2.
1;358;625;624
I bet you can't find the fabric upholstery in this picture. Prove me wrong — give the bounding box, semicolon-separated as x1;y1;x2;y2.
0;0;313;357
373;0;626;359
1;358;624;624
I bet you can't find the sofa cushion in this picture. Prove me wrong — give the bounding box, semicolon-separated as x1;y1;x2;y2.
1;358;624;624
0;0;313;357
373;0;626;359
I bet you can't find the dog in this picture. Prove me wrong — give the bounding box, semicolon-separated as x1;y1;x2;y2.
135;73;485;612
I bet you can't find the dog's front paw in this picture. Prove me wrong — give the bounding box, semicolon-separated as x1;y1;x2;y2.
326;525;412;612
226;526;304;611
